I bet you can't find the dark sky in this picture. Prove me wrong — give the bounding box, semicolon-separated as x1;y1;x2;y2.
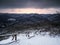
0;0;60;9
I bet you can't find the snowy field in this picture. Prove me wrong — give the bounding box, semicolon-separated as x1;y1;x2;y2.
0;33;60;45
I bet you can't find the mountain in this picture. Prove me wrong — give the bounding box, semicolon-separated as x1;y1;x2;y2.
0;13;60;41
0;13;60;28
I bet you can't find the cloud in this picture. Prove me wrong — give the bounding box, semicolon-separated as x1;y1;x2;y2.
0;0;60;9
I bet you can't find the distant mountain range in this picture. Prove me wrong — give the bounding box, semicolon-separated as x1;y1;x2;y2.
0;13;60;28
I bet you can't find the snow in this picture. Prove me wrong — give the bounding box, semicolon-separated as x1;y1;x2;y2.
8;18;16;21
0;33;60;45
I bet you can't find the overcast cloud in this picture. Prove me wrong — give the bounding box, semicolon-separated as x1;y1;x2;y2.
0;0;60;9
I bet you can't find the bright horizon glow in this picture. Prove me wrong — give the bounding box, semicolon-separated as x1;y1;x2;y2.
0;8;60;14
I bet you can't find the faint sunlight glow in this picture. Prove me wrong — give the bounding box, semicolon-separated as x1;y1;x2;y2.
0;8;59;14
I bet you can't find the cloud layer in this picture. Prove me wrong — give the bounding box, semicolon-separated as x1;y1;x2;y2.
0;0;60;8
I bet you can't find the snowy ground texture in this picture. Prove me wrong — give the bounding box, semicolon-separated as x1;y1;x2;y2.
0;33;60;45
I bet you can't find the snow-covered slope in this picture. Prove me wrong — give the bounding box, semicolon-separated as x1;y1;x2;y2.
0;34;60;45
